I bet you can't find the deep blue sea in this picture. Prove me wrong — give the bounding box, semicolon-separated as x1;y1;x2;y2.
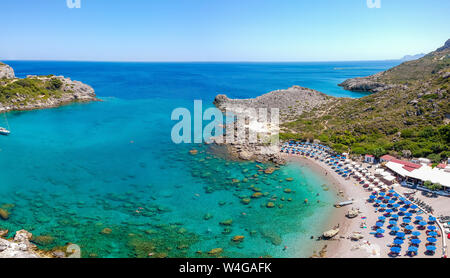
0;61;400;258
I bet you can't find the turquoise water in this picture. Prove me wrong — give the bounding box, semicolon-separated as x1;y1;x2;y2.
0;61;399;258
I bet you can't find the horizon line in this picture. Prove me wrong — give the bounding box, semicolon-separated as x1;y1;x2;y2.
1;58;404;63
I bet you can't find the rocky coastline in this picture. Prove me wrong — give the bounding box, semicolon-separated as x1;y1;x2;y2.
0;62;99;114
211;86;333;164
0;229;47;258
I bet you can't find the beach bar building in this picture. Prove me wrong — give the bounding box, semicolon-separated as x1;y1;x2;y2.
364;154;376;164
380;155;450;195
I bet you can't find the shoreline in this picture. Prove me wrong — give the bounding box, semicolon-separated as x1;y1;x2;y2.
283;155;368;258
283;153;445;258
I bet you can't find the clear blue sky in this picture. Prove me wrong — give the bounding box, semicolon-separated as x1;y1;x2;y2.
1;0;449;61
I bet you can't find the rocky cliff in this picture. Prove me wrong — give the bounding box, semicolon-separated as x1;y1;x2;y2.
0;63;15;79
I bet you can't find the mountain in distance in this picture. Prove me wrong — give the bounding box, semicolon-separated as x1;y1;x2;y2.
401;53;426;61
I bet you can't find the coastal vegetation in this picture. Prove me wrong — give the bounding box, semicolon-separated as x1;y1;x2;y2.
0;77;66;105
281;39;450;162
0;63;97;113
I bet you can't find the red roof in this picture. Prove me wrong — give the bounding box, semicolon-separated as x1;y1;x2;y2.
380;155;396;161
381;155;422;172
437;163;447;169
365;154;374;158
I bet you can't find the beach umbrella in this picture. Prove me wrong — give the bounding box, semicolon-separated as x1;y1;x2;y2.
412;231;421;237
391;214;399;219
403;218;411;223
397;232;406;238
427;237;437;243
375;199;382;204
405;212;413;217
380;204;387;208
399;207;407;212
408;246;418;253
379;216;386;221
405;225;414;230
428;216;437;222
389;189;395;193
384;196;391;200
390;247;401;253
419;221;427;226
427;226;437;231
388;200;396;204
391;226;400;232
386;209;393;213
415;216;423;221
411;239;421;245
429;231;438;237
389;220;398;225
379;192;386;196
411;205;418;209
394;239;404;245
426;245;436;251
376;228;385;234
376;222;384;227
393;204;400;208
369;195;376;199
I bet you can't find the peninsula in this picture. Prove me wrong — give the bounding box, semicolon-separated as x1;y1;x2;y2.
0;62;98;113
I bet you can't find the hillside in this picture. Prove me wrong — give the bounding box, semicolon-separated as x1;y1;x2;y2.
281;39;450;162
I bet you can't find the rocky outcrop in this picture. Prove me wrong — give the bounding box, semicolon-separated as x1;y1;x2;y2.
0;63;15;79
0;72;99;113
214;85;332;122
338;73;394;93
0;230;44;258
211;86;332;164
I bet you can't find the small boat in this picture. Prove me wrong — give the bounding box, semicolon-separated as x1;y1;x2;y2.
334;200;354;208
346;209;359;218
323;226;340;239
0;127;10;136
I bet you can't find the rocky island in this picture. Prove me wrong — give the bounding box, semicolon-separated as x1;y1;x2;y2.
0;62;98;113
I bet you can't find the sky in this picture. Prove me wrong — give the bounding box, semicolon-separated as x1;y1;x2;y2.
1;0;449;62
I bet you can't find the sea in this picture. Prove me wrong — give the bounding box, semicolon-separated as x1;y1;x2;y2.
0;60;400;258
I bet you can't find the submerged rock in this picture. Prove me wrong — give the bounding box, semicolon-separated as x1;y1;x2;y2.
0;209;10;220
232;235;245;242
220;219;233;226
32;235;55;246
100;228;112;235
251;192;263;198
208;248;223;255
203;213;213;220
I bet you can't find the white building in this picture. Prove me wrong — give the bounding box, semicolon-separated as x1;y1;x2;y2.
381;155;450;194
364;154;375;164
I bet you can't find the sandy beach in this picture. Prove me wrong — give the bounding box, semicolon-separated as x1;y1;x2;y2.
282;153;444;258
